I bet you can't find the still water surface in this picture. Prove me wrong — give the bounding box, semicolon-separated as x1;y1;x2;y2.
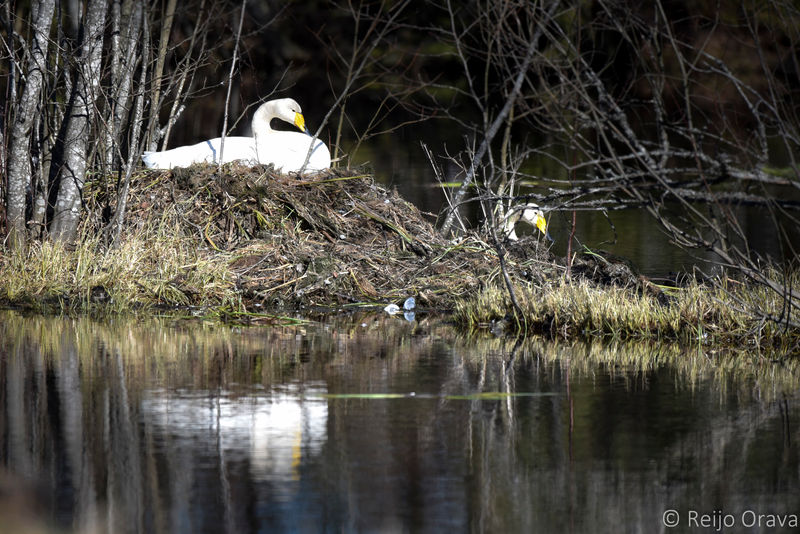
1;310;799;533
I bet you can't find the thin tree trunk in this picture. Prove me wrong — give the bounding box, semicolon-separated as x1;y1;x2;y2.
162;0;207;150
146;0;178;151
31;111;51;237
0;126;4;186
4;0;18;113
5;0;56;249
438;39;536;236
331;8;363;168
104;0;122;167
107;0;142;173
219;0;247;169
106;7;148;247
50;0;108;243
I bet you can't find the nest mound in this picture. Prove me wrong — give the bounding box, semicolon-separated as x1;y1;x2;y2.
103;164;555;310
88;164;653;312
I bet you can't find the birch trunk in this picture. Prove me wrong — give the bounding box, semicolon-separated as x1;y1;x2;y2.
50;0;108;243
106;6;148;247
104;0;122;167
105;0;141;171
5;0;56;249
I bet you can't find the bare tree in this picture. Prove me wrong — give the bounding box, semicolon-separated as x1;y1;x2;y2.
104;5;148;247
437;0;560;236
536;1;800;323
219;0;247;170
50;0;108;242
5;0;56;249
104;0;143;173
309;0;434;171
2;0;240;247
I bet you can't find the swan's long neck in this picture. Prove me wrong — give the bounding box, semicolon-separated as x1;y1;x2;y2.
252;102;277;139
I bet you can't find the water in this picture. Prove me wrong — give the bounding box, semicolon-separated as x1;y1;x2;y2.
1;310;799;533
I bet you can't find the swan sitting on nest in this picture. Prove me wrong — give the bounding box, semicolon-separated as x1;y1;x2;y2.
141;98;331;172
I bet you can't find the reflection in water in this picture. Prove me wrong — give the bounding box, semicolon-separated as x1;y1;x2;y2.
0;310;799;533
141;385;328;484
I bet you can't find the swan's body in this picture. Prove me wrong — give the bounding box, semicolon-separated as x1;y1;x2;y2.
142;98;331;172
141;137;259;168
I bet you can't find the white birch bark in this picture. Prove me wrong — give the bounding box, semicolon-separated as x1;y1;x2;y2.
106;5;148;246
5;0;56;249
105;0;141;171
50;0;108;243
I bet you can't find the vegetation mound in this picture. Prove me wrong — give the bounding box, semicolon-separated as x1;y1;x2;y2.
11;165;632;317
130;164;509;309
2;165;797;353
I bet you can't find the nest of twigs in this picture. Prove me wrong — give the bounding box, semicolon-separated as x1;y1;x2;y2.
86;163;565;310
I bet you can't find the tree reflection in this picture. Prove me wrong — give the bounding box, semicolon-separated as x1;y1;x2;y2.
0;311;798;533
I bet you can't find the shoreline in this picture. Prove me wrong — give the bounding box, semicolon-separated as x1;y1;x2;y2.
1;165;797;354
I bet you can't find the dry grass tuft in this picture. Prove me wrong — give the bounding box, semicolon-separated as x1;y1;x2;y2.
0;217;236;313
455;272;800;351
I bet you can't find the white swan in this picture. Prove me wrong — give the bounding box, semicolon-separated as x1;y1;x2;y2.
141;98;331;172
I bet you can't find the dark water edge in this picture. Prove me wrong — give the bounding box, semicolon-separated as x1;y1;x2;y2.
1;310;798;533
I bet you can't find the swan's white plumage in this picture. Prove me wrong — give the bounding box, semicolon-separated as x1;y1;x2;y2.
142;137;258;168
141;98;331;172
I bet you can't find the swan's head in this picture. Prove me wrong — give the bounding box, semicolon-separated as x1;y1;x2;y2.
272;98;309;134
522;205;548;236
252;98;312;137
504;203;552;242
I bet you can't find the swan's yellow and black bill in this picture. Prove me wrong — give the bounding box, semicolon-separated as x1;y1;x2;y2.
533;212;554;242
533;212;547;234
294;112;307;133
